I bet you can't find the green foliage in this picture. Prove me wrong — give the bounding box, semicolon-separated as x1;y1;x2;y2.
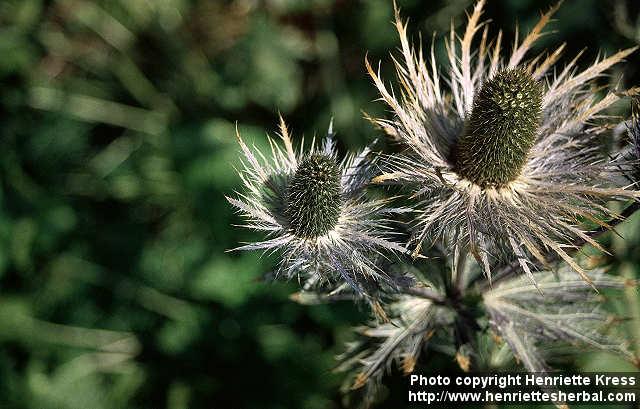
454;69;543;187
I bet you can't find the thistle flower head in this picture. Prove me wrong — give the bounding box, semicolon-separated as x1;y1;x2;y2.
368;0;640;286
227;118;407;294
285;153;342;238
455;68;543;187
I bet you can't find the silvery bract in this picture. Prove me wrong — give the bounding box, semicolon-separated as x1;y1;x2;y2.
337;261;635;407
484;267;636;372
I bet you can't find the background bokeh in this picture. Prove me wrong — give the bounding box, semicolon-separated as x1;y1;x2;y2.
1;0;640;408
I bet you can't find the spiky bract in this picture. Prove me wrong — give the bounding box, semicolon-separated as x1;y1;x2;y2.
485;268;636;372
227;118;407;295
285;153;342;238
368;0;640;286
455;69;542;187
632;98;640;157
630;98;640;178
337;290;449;403
338;259;637;406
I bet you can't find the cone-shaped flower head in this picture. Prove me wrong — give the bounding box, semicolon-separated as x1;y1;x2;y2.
368;0;640;287
285;153;342;238
227;118;407;294
454;69;543;187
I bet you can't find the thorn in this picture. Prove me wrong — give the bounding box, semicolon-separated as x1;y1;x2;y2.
351;372;368;390
402;356;416;375
455;352;471;372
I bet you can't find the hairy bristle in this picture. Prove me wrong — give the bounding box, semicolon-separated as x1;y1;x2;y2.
454;69;543;188
285;153;342;238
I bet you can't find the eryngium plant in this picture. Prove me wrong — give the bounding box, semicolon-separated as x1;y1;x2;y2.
229;1;640;408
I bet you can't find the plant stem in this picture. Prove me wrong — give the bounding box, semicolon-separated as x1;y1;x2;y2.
403;287;447;304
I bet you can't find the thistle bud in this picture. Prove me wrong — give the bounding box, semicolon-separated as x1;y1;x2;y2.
285;153;342;238
454;69;543;188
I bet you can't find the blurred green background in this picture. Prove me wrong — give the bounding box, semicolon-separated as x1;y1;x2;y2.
1;0;640;408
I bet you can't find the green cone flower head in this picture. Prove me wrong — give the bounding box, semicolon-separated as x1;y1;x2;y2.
454;69;543;187
285;153;342;238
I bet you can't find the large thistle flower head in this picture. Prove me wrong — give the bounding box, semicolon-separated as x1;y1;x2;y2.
227;118;407;294
369;0;640;287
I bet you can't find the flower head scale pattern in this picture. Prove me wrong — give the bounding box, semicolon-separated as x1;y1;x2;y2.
227;117;408;295
368;0;640;288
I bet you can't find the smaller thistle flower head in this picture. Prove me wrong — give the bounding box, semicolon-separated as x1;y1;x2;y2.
284;153;342;238
227;117;407;295
454;69;543;188
368;0;640;287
